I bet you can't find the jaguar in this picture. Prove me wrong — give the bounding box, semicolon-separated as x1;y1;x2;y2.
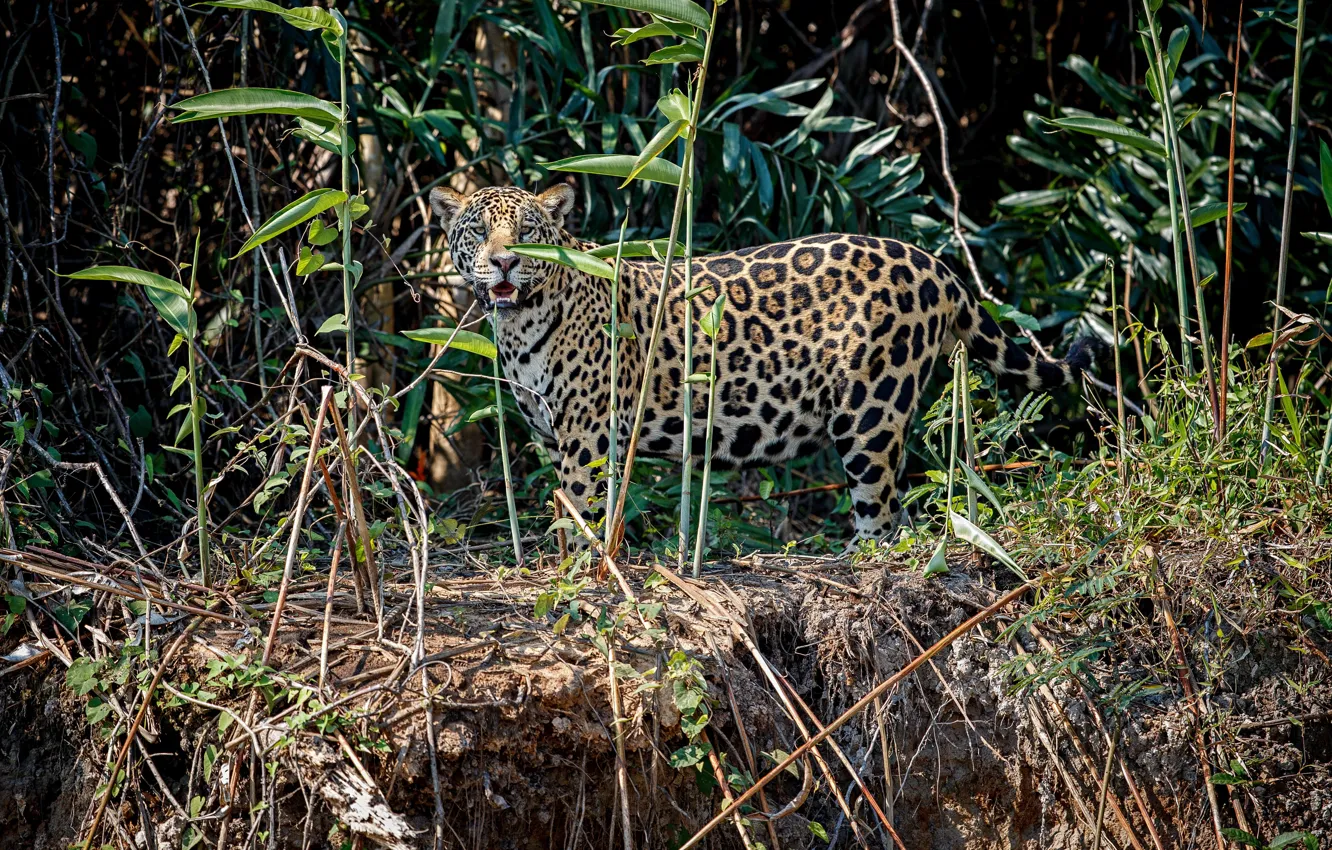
430;183;1094;544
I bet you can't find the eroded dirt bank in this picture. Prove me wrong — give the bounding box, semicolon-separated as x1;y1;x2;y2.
3;542;1330;849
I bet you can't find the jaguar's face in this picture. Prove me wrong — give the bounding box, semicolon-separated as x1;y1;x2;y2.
430;184;575;310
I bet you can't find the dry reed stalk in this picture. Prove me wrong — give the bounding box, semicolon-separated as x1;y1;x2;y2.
80;614;208;849
677;574;1045;849
1010;637;1147;850
701;729;758;850
1028;626;1166;850
608;642;636;850
319;520;348;694
1148;548;1228;849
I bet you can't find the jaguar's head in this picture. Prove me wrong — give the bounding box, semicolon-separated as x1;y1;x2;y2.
429;184;576;310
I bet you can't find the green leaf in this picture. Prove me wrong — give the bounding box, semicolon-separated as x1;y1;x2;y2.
612;21;698;46
62;265;189;300
316;313;349;335
949;511;1024;578
644;43;703;64
1269;832;1317;850
699;294;726;339
982;302;1041;332
146;286;194;337
996;189;1069;211
63;265;195;336
129;406;153;439
809;822;829;843
171;87;341;127
959;463;1007;520
171;367;189;395
1302;232;1332;246
467;405;499;422
292;117;346;155
199;1;342;34
585;239;681;259
1220;829;1262;848
547;153;681;186
400;327;498;360
924;537;949;577
1164;26;1189;88
509;244;616;280
583;0;711;31
349;196;370;220
307;219;338;247
296;246;327;276
232;188;347;257
1043;116;1167;158
1189;201;1247;228
657;89;693;123
1320;140;1332;218
668;742;712;769
621;120;687;187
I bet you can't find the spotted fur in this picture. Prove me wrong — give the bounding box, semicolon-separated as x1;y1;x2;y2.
431;185;1093;543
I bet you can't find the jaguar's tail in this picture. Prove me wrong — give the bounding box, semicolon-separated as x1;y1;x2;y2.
951;284;1097;392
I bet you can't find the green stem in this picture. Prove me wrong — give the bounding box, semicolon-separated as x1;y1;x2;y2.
1261;0;1307;460
187;232;209;586
946;349;961;524
493;308;523;566
679;169;696;568
1317;409;1332;488
605;211;630;552
691;322;721;579
959;348;976;524
1143;9;1193;377
1155;14;1219;424
339;20;357;445
607;2;720;558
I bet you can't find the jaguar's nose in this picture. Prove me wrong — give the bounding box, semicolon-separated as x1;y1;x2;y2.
491;253;519;276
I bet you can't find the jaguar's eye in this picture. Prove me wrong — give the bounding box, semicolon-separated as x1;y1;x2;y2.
469;223;486;238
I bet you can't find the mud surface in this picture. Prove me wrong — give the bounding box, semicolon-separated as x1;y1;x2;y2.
3;542;1330;849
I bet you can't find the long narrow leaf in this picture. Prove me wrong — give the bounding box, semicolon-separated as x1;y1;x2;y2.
1043;116;1167;158
172;87;342;127
1189;201;1247;227
401;327;497;360
583;0;710;31
62;265;190;299
509;244;615;280
622;119;686;187
232;188;347;257
949;511;1025;579
200;1;342;33
548;153;682;186
586;239;681;259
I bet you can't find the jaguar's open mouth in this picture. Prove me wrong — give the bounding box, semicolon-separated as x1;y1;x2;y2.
489;282;518;307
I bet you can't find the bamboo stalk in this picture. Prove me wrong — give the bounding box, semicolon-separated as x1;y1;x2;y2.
492;306;524;567
608;1;721;560
690;297;722;578
606;211;630;553
1260;0;1307;460
185;231;210;586
1218;4;1244;441
1142;4;1193;377
679;167;697;569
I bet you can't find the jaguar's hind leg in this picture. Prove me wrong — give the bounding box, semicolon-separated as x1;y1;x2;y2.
827;404;909;545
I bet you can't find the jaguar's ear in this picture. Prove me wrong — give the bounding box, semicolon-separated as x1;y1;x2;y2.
536;183;576;228
429;187;467;231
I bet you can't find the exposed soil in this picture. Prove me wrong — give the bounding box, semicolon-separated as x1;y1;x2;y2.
2;540;1330;850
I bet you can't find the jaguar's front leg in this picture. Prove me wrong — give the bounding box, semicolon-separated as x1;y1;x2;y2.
553;417;616;551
